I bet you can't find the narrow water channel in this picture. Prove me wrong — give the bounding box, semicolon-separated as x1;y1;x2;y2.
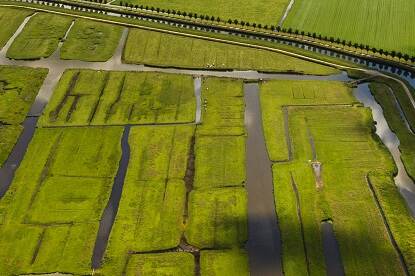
193;76;202;124
92;125;131;269
244;83;283;276
321;220;345;276
354;84;415;216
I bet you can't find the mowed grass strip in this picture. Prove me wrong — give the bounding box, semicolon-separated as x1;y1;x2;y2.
124;252;194;276
100;126;193;275
260;80;355;161
115;0;289;26
0;65;47;166
123;28;338;75
0;7;32;49
185;187;248;249
39;70;196;126
200;249;249;275
0;127;123;275
284;0;415;56
7;13;73;60
262;80;413;275
198;77;245;136
60;19;123;62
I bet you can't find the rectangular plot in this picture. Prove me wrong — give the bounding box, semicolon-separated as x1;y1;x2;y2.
200;249;249;276
195;135;245;189
7;13;73;59
0;8;32;49
185;187;248;248
125;252;194;276
60;19;123;62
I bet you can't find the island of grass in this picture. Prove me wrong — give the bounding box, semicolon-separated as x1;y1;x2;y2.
0;65;47;166
60;19;123;62
39;69;196;126
283;0;415;57
0;7;32;50
260;80;415;275
123;28;339;75
6;13;73;60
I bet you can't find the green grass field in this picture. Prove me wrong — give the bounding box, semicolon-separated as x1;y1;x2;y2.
0;8;32;50
39;70;196;126
0;66;47;165
261;80;415;275
0;127;123;275
60;19;123;62
114;0;289;26
200;249;249;275
123;28;339;75
283;0;415;56
6;13;73;60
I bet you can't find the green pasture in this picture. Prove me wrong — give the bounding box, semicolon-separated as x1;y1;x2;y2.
123;28;338;75
114;0;289;26
125;252;194;276
260;80;355;161
7;13;73;59
0;66;47;165
261;80;415;275
284;0;415;56
0;8;32;49
60;19;123;62
200;249;249;275
198;77;245;136
185;187;248;248
39;69;196;126
0;127;123;275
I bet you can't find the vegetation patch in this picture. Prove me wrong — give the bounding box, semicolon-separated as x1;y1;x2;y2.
60;19;123;62
123;28;338;75
0;127;123;275
0;7;32;49
39;70;196;126
200;249;249;275
283;0;415;56
0;66;47;165
185;187;248;248
6;13;73;59
261;80;414;275
124;252;194;275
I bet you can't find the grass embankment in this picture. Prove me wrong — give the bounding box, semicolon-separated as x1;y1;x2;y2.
284;0;415;56
261;80;415;275
0;7;32;49
112;0;289;26
39;69;196;126
60;19;123;62
6;12;73;59
101;77;248;274
0;127;123;275
123;28;339;75
0;66;47;166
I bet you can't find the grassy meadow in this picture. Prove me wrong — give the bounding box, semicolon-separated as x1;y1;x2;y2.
0;66;47;165
39;70;196;126
0;127;123;275
123;28;338;75
60;19;123;62
114;0;289;26
261;80;415;275
283;0;415;56
7;13;73;60
0;8;32;50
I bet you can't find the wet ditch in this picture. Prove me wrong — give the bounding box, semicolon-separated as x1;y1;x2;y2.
92;125;131;269
244;82;283;276
321;220;345;276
